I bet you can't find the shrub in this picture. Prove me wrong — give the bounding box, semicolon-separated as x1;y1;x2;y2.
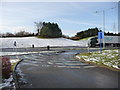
0;56;12;79
90;37;98;47
40;22;62;38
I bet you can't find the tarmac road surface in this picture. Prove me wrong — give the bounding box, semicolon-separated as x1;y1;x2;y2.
9;48;119;88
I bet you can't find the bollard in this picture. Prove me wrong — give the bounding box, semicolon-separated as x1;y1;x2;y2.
47;45;50;50
32;44;34;48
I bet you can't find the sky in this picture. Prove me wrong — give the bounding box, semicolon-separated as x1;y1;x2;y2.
0;1;118;36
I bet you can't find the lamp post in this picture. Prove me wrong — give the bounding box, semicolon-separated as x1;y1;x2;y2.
95;7;116;49
95;10;105;49
103;10;105;49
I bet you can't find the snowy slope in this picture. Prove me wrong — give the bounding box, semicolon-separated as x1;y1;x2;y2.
0;37;88;48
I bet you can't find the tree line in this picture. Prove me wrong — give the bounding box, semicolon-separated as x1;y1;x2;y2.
0;31;35;37
1;22;120;39
68;28;120;40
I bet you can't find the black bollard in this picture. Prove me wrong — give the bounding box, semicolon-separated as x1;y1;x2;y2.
47;45;50;50
32;44;34;48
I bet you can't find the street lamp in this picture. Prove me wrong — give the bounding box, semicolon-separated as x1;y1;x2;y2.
95;10;105;49
103;10;105;49
95;6;116;49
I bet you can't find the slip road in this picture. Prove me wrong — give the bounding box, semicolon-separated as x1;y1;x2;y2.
9;47;119;88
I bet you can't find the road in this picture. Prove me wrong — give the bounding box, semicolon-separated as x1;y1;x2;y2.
9;47;119;88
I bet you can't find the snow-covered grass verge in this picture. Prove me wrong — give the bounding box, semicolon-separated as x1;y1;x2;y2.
10;59;21;71
0;59;21;89
76;49;120;71
0;75;15;89
0;37;88;48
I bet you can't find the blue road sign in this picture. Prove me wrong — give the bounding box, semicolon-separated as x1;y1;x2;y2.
98;32;104;39
98;32;104;53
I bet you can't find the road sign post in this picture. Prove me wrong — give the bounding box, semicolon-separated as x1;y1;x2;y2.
98;32;104;53
88;39;90;53
100;39;102;53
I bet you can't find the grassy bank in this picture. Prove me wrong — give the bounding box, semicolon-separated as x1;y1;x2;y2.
76;49;120;71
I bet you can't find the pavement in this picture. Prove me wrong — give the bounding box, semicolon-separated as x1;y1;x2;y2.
8;47;119;88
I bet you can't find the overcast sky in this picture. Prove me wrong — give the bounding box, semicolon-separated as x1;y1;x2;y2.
0;1;118;36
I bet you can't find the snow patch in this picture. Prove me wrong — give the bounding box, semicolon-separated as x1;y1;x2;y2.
10;59;20;63
0;37;88;48
76;50;120;70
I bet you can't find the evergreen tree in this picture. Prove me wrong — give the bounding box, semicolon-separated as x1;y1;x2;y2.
40;22;62;38
90;37;98;47
75;27;99;39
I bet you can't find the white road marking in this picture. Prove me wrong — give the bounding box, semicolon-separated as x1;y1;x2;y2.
31;54;39;58
57;66;81;68
56;66;66;68
31;53;50;59
27;63;39;66
65;61;80;63
67;66;80;68
65;63;88;66
47;62;53;65
41;65;50;67
23;55;40;61
55;62;63;65
83;66;97;68
65;63;84;66
16;55;20;60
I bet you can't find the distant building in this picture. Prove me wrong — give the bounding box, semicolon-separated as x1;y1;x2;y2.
91;36;120;47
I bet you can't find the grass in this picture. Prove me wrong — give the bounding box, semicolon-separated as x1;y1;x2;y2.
78;52;92;56
76;49;120;71
36;36;50;39
11;62;17;71
11;59;22;71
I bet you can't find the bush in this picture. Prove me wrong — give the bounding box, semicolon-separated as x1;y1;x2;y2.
40;22;62;38
75;27;99;39
0;56;12;79
90;37;98;47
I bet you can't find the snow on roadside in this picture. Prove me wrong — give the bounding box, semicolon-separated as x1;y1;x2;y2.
0;59;21;89
0;75;15;89
76;50;120;70
0;37;88;48
10;59;20;63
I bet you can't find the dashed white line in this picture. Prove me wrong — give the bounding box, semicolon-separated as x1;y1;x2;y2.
16;55;20;60
47;62;53;65
56;65;81;68
55;62;63;65
23;55;44;61
67;66;80;69
65;63;84;66
83;66;97;68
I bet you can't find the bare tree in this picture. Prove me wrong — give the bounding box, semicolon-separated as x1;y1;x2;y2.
15;31;30;36
6;32;14;37
34;22;43;35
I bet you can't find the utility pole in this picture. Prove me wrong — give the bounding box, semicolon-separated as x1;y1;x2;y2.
95;6;116;49
103;10;105;49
